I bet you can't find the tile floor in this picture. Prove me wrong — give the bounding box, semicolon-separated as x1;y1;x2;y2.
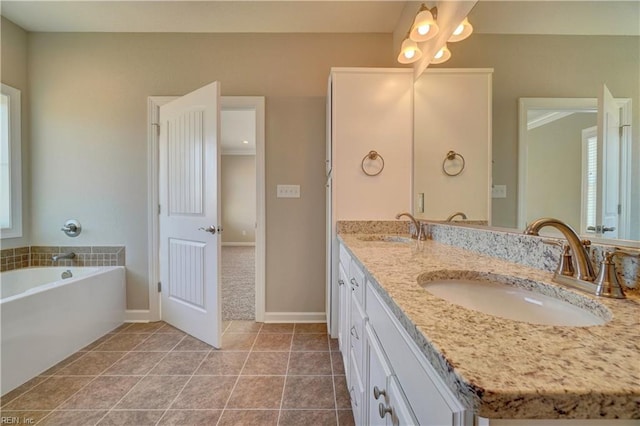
0;321;355;426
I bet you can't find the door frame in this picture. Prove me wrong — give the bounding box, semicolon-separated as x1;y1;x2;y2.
147;95;266;322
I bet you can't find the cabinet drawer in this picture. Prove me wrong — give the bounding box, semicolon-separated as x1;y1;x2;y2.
366;282;457;425
350;292;366;373
349;260;365;307
349;348;365;426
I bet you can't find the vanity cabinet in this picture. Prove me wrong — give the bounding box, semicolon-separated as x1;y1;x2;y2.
338;240;469;426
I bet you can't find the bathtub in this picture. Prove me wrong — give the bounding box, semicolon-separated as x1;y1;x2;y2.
1;266;125;395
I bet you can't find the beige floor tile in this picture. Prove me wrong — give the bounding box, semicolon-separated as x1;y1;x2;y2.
1;376;49;407
217;409;279;426
173;335;215;351
2;376;94;410
220;333;258;351
287;351;332;375
132;333;184;351
170;376;237;409
333;376;351;409
110;323;132;333
226;376;285;409
123;321;165;333
259;323;294;334
38;409;107;426
294;323;328;334
54;352;126;376
95;333;150;351
97;409;164;425
251;333;292;351
330;338;340;352
80;333;117;351
155;323;187;335
279;409;337;426
195;351;249;375
115;376;189;410
157;409;222;425
291;333;329;351
149;351;207;375
241;352;289;375
331;352;346;375
58;376;141;409
337;409;356;426
39;352;89;376
226;321;263;333
282;376;335;409
103;351;165;376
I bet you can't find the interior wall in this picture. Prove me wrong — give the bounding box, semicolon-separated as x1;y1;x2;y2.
24;31;393;312
525;113;596;229
0;16;30;249
434;34;639;238
221;154;256;244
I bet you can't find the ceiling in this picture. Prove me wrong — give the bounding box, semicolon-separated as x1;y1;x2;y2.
1;1;638;36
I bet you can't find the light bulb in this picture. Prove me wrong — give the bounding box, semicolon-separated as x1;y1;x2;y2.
453;24;464;36
434;48;444;59
404;50;416;60
418;25;430;36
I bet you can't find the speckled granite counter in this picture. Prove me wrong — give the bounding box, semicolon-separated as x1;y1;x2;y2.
338;232;640;420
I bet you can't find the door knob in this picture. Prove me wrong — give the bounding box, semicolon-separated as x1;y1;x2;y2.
199;226;217;234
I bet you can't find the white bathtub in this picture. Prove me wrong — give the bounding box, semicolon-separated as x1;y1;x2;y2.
0;266;125;395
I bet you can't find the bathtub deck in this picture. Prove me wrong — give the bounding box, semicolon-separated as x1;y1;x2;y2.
0;321;354;426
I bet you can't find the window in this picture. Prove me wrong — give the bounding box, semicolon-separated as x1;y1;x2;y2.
581;126;597;235
1;83;22;238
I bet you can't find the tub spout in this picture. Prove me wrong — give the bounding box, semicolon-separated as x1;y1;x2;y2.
52;252;76;262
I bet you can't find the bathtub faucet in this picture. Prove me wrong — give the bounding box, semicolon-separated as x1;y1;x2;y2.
52;252;76;262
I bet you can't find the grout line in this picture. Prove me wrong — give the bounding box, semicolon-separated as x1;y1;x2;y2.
275;322;296;426
217;320;263;426
329;347;340;426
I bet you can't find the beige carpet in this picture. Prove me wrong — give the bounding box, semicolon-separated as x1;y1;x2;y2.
221;246;255;321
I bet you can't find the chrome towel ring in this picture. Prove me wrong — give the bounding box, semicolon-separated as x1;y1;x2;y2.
361;150;385;176
442;150;465;176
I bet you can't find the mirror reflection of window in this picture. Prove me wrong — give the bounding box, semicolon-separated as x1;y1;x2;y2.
0;83;22;238
581;126;597;235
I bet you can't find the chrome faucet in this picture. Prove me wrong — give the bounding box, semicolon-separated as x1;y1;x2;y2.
446;212;467;222
524;217;631;299
524;217;596;281
52;252;76;262
395;212;425;240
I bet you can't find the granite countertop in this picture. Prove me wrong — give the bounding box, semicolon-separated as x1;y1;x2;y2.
338;233;640;420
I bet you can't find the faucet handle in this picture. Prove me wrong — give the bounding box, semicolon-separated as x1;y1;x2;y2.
594;250;626;299
543;240;575;276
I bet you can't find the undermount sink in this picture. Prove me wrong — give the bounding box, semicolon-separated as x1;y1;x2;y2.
421;276;609;327
356;235;413;243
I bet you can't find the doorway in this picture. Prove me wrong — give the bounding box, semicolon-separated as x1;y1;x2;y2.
147;95;266;324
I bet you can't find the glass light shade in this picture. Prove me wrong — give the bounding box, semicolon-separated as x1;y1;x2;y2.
431;44;451;64
409;9;439;42
397;38;422;64
448;18;473;42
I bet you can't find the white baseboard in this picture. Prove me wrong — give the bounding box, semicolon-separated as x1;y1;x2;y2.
125;309;151;323
222;242;256;247
262;311;326;323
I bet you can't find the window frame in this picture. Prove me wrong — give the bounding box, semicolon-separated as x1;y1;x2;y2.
1;83;23;239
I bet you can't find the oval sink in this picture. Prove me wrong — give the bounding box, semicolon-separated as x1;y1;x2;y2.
422;279;607;327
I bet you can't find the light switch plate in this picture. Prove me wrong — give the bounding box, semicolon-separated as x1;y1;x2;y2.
277;184;300;198
492;185;507;198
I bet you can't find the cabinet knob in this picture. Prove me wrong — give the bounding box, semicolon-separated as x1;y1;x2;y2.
350;278;359;288
338;279;345;286
379;402;393;419
373;385;386;400
350;326;359;340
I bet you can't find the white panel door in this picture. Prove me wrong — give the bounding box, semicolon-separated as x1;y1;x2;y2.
159;81;222;348
596;84;620;238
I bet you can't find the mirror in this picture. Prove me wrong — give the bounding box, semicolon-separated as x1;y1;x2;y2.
518;94;634;242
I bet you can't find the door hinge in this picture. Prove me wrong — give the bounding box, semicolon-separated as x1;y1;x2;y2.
157;282;162;292
158;204;161;215
618;204;622;215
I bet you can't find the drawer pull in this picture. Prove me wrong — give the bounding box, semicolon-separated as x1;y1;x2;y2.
350;326;359;340
373;385;386;400
350;278;359;287
379;402;393;419
338;279;345;286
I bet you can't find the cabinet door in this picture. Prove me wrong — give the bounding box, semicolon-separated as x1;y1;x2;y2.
385;376;418;426
366;323;392;426
338;261;349;353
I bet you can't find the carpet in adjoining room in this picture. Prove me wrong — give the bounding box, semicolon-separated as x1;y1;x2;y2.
221;246;255;321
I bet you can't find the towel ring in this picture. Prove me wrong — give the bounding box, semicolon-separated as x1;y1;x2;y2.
361;150;385;176
442;150;465;177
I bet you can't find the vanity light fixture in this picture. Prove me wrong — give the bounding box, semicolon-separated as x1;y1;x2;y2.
448;17;473;42
397;32;423;64
409;4;439;42
431;44;451;64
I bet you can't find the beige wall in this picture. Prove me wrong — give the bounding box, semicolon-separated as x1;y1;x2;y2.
434;34;640;239
526;113;596;229
22;31;393;312
0;17;30;249
221;155;256;244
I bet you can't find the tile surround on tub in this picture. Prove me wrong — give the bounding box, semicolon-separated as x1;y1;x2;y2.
0;246;126;272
